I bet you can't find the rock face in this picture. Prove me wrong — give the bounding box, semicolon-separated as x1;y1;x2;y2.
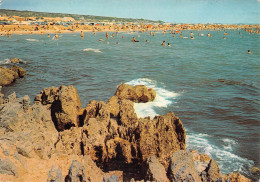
47;165;63;182
0;93;59;160
0;65;27;86
115;83;156;103
169;150;201;182
65;160;87;182
144;155;168;182
34;85;81;131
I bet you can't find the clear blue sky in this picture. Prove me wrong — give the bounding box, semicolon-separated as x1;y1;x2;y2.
0;0;259;24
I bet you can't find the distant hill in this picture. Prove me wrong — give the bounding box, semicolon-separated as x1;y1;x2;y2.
0;9;164;23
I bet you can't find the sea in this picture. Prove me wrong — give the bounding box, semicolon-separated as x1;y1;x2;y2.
0;29;259;180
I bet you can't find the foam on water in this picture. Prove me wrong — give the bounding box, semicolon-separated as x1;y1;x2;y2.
83;48;102;53
126;78;180;118
187;132;254;174
26;39;39;42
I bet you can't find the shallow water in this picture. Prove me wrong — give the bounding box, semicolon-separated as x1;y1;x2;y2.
0;30;259;179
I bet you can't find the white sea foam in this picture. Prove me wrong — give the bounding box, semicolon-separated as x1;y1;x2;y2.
83;48;102;53
125;78;180;118
186;132;254;174
26;39;39;42
222;138;237;151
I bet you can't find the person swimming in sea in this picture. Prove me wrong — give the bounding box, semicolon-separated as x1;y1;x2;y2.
248;50;251;54
161;41;166;46
55;34;59;40
190;36;195;39
106;32;109;39
48;34;50;38
81;31;84;37
132;37;138;42
167;43;171;47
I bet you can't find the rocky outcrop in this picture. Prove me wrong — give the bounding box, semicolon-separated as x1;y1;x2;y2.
115;83;156;103
0;65;27;86
10;58;22;63
0;93;59;160
34;85;81;131
0;84;253;182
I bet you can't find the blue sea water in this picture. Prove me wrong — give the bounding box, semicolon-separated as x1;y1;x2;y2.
0;30;259;179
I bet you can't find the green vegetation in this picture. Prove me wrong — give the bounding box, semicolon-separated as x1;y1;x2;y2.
0;9;163;23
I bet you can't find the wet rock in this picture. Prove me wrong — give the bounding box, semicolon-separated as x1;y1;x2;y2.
168;150;201;182
250;166;260;175
0;65;26;86
47;165;63;182
65;160;87;182
10;58;21;63
144;155;168;182
35;85;81;131
115;83;156;103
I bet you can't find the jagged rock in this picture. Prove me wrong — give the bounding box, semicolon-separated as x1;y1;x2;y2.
144;155;168;182
0;65;26;86
0;94;59;160
138;112;186;166
10;58;21;63
115;83;156;103
82;155;105;182
205;159;220;181
65;160;87;182
47;165;63;182
250;166;260;175
34;85;81;131
10;65;27;77
0;86;4;104
0;140;27;177
168;150;201;182
221;173;251;182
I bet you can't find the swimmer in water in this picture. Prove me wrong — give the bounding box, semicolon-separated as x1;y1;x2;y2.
190;36;194;39
48;34;50;38
80;31;84;37
190;32;194;36
161;40;166;46
167;43;171;47
248;50;251;54
132;37;137;42
207;33;211;37
106;32;109;39
55;34;59;40
99;38;104;42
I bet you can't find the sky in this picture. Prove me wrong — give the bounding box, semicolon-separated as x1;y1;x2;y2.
0;0;259;24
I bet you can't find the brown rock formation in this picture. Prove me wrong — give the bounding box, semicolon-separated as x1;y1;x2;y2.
10;58;22;63
115;83;156;103
0;84;253;182
34;85;81;131
0;65;27;86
